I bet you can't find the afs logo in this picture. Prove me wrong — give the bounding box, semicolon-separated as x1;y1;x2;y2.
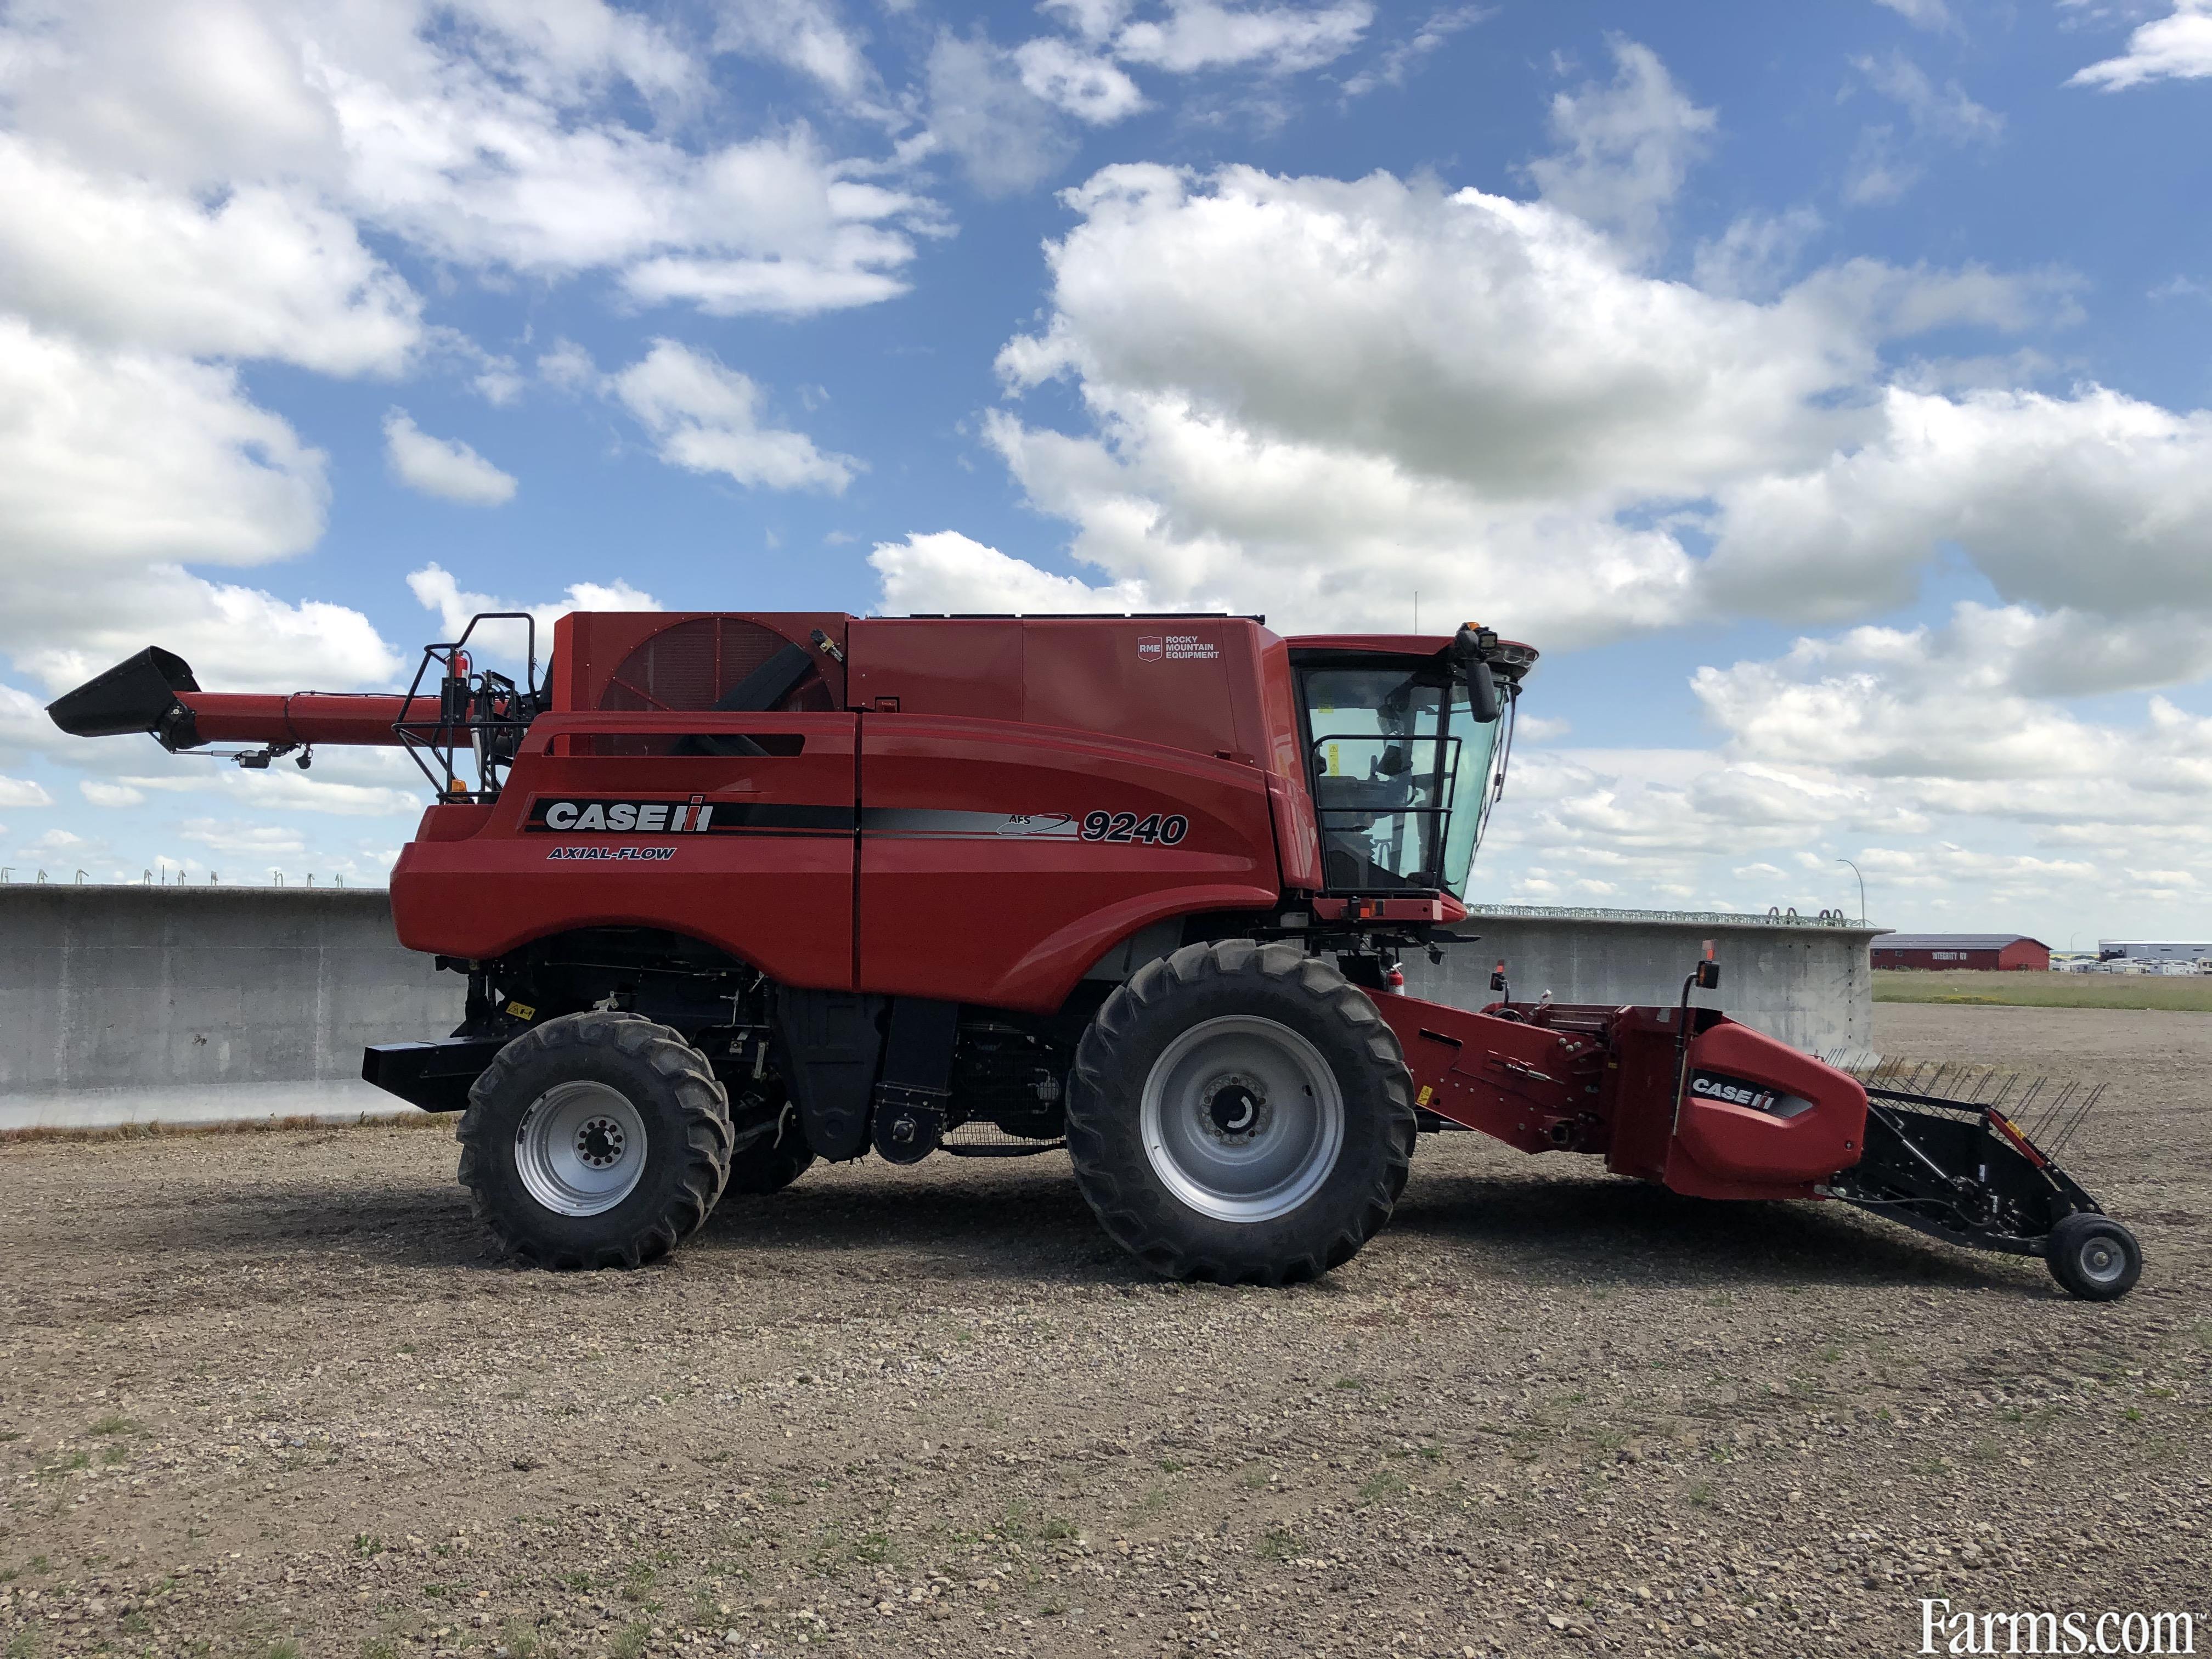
1136;636;1164;663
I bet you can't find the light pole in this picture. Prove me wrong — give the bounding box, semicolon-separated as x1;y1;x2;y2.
1837;857;1866;924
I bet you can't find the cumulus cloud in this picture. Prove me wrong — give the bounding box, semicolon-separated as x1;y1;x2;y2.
407;562;659;647
967;135;2170;663
0;777;54;807
382;410;518;506
2069;1;2212;89
611;340;859;493
870;531;1156;613
713;0;877;103
0;320;399;695
0;0;932;319
0;136;421;373
1015;38;1147;123
1111;0;1373;74
1525;36;1716;258
80;781;143;808
925;32;1080;197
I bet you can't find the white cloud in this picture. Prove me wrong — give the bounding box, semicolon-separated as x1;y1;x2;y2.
0;135;421;374
713;0;876;102
1524;36;1716;258
1853;52;2005;145
610;340;859;493
0;0;931;320
407;562;659;648
1015;37;1146;123
972;145;2160;659
0;320;398;694
1112;1;1373;74
1843;53;2002;205
2069;1;2212;89
79;781;143;808
924;32;1077;197
382;410;518;506
1340;6;1488;99
869;531;1155;613
1873;0;1957;32
0;776;53;807
1702;386;2212;624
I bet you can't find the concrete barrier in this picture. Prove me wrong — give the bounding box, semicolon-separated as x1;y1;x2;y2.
1;889;1876;1130
0;886;461;1130
1405;906;1881;1055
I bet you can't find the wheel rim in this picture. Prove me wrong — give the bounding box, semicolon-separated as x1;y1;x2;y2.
1139;1015;1345;1223
2076;1233;2126;1286
515;1081;648;1217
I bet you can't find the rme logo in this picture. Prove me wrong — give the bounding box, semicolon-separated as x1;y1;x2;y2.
529;797;716;834
1689;1071;1782;1114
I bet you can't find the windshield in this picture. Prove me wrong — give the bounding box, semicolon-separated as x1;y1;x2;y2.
1300;663;1505;899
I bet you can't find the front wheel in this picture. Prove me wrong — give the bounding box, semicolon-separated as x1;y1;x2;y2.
456;1013;733;1269
2045;1212;2142;1301
1066;940;1415;1285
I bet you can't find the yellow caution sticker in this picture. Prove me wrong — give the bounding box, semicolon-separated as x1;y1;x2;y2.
505;1001;537;1020
1417;1085;1433;1106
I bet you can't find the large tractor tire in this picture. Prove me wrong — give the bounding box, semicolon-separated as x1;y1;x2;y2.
456;1012;733;1269
1066;940;1416;1285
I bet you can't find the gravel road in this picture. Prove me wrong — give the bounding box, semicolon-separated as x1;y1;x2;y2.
2;1005;2206;1659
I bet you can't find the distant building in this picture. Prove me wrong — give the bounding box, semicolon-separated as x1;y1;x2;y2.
1871;934;2051;972
2099;941;2212;966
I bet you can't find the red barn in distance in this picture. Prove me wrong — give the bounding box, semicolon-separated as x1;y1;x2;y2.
1871;934;2052;972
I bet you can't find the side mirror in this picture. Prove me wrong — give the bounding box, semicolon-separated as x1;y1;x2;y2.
1451;623;1504;723
1465;658;1501;724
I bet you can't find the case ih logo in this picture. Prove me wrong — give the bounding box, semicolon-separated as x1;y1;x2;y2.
1136;636;1163;662
1690;1070;1782;1114
530;797;716;834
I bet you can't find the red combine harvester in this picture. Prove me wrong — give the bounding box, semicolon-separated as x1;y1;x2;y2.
50;611;2140;1299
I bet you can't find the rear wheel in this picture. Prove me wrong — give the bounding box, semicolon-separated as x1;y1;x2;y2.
2045;1212;2141;1301
1066;940;1415;1284
457;1013;733;1269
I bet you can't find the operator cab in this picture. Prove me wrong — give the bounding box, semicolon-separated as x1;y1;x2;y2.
1290;627;1536;900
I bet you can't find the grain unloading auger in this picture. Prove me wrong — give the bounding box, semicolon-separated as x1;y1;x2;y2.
49;611;2141;1298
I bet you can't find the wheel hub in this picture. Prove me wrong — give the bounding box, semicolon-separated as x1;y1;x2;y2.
1200;1074;1271;1144
2080;1238;2122;1282
1139;1015;1345;1224
575;1116;626;1169
515;1082;648;1217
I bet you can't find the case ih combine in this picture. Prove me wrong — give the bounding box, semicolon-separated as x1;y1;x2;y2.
51;610;2140;1299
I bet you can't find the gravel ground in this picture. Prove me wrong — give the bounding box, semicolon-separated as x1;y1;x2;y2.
2;1004;2207;1659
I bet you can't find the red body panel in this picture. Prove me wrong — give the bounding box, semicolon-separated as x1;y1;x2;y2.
1368;994;1869;1199
857;716;1281;1009
391;711;858;990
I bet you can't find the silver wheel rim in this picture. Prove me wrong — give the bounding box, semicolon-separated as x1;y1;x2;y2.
1139;1015;1345;1223
515;1081;648;1217
2077;1233;2126;1285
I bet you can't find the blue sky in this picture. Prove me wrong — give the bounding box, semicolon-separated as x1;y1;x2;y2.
3;0;2211;947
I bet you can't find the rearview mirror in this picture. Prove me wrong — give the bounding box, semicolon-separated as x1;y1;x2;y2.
1465;658;1501;723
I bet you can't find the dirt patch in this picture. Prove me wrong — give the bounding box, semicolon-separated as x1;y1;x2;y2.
2;1005;2206;1658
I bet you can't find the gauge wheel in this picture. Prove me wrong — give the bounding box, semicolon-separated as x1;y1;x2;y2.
2045;1212;2142;1301
1066;940;1415;1285
456;1012;733;1269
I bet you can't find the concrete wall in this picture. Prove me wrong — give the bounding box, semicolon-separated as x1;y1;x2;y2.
0;887;461;1128
0;888;1875;1128
1403;907;1881;1057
